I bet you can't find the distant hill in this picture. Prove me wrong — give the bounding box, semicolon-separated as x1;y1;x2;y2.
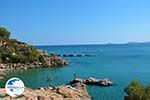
126;42;150;45
104;42;150;45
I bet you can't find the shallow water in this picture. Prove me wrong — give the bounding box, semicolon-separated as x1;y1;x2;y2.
1;44;150;100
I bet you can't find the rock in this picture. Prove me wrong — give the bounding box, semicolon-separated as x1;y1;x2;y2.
37;50;49;55
85;77;99;84
0;83;91;100
50;53;61;57
70;77;113;87
57;54;61;57
0;77;3;79
37;96;45;100
38;53;68;67
76;54;82;57
84;54;93;57
63;54;71;57
70;78;84;84
61;54;94;57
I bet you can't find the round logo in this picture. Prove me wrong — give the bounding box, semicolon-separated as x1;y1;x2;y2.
5;77;25;97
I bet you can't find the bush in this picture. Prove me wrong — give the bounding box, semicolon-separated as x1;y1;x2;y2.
124;80;150;100
0;27;11;39
9;54;25;63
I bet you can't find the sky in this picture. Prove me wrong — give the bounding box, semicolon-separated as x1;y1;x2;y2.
0;0;150;45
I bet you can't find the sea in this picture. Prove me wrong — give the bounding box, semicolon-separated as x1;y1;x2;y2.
1;44;150;100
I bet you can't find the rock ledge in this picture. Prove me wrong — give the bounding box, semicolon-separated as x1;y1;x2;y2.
0;82;91;100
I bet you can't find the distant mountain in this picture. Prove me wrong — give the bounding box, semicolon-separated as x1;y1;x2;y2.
126;42;150;45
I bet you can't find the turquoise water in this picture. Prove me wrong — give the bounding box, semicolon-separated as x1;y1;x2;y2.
1;44;150;100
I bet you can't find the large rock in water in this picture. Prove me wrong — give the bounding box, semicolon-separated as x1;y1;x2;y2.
39;52;68;67
0;83;91;100
70;77;113;87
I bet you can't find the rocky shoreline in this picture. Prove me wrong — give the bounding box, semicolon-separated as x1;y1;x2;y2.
0;51;68;79
0;35;68;79
0;55;68;70
0;49;92;100
0;82;91;100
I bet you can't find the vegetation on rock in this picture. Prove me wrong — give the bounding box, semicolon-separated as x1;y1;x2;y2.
124;80;150;100
0;27;67;69
0;27;40;63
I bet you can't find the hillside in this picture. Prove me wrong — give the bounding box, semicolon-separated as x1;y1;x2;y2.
0;27;67;71
0;38;39;63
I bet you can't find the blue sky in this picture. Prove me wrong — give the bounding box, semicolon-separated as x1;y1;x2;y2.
0;0;150;45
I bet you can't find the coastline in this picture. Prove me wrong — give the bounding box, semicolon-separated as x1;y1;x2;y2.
0;52;68;79
0;80;91;100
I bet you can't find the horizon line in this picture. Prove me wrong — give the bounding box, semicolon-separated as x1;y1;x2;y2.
33;41;150;46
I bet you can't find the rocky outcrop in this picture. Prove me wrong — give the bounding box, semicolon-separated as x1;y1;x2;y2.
0;54;68;79
39;53;68;67
70;77;113;87
0;50;68;79
0;52;68;69
0;38;68;68
0;28;68;78
0;82;91;100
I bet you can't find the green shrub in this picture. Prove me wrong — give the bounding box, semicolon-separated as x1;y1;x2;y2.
0;27;11;39
9;54;22;63
124;80;150;100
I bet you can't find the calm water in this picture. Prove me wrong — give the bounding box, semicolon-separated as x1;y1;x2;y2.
1;44;150;100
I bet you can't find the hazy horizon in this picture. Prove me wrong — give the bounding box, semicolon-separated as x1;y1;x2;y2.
33;41;150;46
1;0;150;45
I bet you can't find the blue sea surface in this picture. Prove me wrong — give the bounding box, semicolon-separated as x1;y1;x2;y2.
1;44;150;100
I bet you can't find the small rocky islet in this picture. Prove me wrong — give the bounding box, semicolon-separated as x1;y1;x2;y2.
70;77;113;86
